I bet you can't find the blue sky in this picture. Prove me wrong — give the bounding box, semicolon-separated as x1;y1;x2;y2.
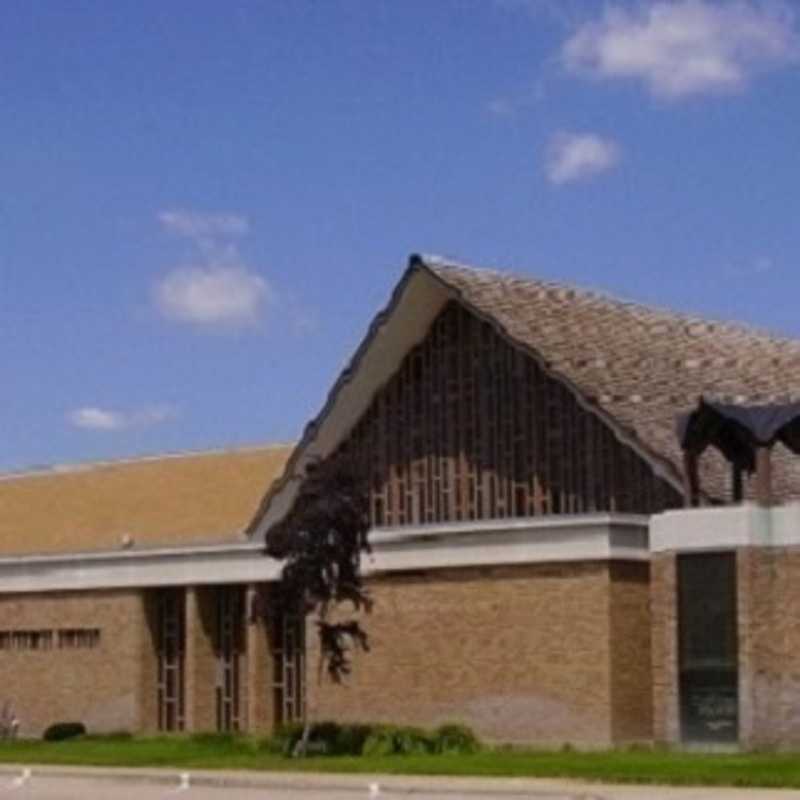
2;0;799;471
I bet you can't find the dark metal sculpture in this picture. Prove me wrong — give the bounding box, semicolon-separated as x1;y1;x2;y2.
677;398;800;506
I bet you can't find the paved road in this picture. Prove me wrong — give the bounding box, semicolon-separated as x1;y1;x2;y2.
0;772;582;800
0;767;798;800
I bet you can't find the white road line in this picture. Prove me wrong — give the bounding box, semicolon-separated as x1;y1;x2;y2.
0;768;30;793
161;772;191;796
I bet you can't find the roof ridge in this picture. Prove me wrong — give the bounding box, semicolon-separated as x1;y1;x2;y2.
418;253;800;351
0;441;296;483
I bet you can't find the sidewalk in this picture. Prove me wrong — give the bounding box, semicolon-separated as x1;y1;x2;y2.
1;764;799;799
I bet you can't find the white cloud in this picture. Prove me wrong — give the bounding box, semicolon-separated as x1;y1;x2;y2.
158;210;249;240
154;207;276;329
545;132;621;185
563;0;798;99
69;407;125;431
68;405;175;432
154;265;271;327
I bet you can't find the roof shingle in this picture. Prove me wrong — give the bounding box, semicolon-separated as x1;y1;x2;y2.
421;255;800;502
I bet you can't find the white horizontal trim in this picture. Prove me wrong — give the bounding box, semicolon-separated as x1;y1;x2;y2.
0;514;649;594
0;543;279;594
366;518;649;574
650;502;800;553
370;512;649;544
0;541;263;568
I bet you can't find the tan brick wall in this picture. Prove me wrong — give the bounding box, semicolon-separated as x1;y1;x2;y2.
185;587;218;732
652;547;800;750
244;585;276;734
140;591;160;733
651;553;679;745
0;589;151;737
609;562;652;742
738;547;800;749
306;562;638;746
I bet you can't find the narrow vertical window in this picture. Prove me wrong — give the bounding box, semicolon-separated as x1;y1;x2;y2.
156;589;185;732
215;586;244;732
677;552;738;743
272;613;306;726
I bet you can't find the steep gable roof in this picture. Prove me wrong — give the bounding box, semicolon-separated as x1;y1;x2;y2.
423;257;800;504
249;255;800;538
0;444;293;556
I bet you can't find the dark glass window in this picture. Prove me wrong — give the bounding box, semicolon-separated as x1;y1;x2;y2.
678;552;738;743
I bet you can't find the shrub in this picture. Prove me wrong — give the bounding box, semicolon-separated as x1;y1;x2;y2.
261;722;304;755
43;722;86;742
260;720;480;758
334;723;373;756
262;722;376;757
362;725;434;756
432;723;480;754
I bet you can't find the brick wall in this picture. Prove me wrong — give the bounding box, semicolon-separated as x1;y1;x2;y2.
609;561;652;742
738;547;800;749
0;589;151;737
652;546;800;750
244;585;276;734
651;553;679;745
140;591;160;733
306;561;651;746
185;587;218;732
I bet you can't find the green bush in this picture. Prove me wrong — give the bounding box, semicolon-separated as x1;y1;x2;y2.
432;723;481;754
333;723;373;756
362;725;434;756
260;720;480;758
260;722;304;755
43;722;86;742
263;722;376;757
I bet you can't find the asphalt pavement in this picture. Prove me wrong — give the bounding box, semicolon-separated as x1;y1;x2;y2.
0;766;798;800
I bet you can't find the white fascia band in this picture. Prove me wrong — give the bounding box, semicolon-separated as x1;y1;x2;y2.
650;502;800;554
0;513;650;594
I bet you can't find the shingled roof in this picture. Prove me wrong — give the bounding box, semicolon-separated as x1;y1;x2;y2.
421;255;800;503
251;255;800;534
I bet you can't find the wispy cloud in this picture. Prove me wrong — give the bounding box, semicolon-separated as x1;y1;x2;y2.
158;210;249;240
545;131;621;185
154;208;275;330
68;405;175;432
724;254;776;278
154;265;271;327
486;97;518;117
485;77;549;117
562;0;798;99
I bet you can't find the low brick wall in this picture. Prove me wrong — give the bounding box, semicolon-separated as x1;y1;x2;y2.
0;589;152;737
738;547;800;749
651;553;679;745
306;561;652;746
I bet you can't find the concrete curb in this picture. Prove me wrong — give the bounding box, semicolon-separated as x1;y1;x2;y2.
0;764;603;797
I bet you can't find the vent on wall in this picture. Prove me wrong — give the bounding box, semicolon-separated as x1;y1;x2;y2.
0;628;101;651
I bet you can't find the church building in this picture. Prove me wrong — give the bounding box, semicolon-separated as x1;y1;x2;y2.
3;254;800;749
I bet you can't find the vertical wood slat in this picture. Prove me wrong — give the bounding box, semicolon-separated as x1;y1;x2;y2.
325;300;681;528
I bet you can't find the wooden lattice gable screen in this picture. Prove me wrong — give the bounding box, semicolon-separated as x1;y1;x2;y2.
325;300;682;527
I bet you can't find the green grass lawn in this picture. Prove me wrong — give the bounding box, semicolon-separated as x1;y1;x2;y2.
0;735;799;788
